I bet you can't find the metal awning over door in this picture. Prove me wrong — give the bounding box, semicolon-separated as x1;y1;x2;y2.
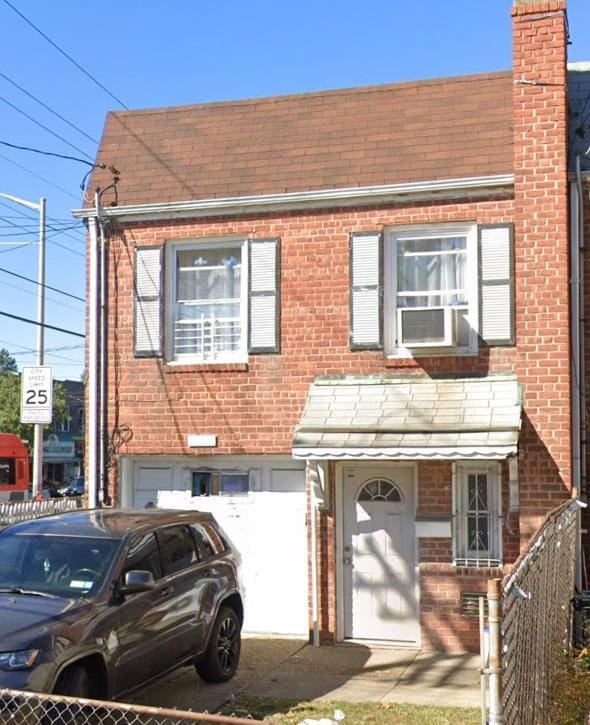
293;374;522;460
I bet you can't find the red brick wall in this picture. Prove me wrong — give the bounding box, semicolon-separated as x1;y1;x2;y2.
107;197;517;464
512;0;571;544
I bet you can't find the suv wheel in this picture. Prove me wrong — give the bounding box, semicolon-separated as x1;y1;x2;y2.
53;664;90;697
196;606;241;683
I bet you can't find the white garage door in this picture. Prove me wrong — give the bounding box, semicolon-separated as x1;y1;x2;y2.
134;466;177;508
132;462;308;635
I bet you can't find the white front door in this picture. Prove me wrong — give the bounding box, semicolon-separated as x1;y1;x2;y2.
342;465;418;643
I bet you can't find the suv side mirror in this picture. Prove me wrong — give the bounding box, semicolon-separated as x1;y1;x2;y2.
120;570;156;595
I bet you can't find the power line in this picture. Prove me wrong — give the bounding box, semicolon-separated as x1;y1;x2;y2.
0;310;84;338
0;213;85;256
49;239;84;258
2;0;129;111
0;140;98;168
10;344;84;355
0;94;93;160
0;71;99;145
0;242;35;256
0;151;80;201
0;201;86;245
0;266;85;301
1;278;83;312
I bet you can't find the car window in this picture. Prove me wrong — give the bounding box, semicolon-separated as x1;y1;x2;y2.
0;536;25;577
202;523;227;554
190;524;216;559
0;533;118;598
122;532;162;580
158;526;199;575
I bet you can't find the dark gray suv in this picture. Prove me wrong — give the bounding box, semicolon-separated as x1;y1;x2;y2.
0;509;243;698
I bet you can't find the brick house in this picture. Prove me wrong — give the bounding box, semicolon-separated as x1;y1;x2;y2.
76;0;582;650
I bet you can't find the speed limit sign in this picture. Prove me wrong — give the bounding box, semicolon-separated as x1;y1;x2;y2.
20;366;53;424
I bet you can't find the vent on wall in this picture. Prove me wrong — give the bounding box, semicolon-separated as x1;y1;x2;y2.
461;592;488;618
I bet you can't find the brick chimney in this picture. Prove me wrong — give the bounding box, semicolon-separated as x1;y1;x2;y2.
511;0;571;541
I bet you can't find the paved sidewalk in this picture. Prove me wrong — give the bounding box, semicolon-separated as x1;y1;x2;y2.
130;636;481;715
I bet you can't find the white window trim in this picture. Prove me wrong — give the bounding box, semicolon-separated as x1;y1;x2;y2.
166;237;249;364
384;222;479;357
452;461;502;567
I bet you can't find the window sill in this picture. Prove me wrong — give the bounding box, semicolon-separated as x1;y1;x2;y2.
385;347;478;360
166;362;248;374
453;559;502;569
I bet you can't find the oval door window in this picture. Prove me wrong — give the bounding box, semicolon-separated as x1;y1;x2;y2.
356;478;402;503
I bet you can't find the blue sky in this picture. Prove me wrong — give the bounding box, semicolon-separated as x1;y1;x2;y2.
0;0;588;382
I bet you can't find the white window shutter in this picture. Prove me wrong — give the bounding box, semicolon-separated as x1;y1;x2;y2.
134;246;163;357
248;238;280;353
479;225;514;346
349;232;383;349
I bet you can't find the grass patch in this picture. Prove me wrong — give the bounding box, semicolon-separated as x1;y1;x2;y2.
549;653;590;725
222;695;480;724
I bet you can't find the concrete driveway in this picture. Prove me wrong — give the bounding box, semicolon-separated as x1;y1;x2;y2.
128;636;481;715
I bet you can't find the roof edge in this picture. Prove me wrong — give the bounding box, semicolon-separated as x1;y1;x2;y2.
73;174;514;222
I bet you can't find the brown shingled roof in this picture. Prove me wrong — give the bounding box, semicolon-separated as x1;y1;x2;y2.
89;71;513;207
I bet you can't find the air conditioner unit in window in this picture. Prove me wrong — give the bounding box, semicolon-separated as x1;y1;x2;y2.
397;306;457;348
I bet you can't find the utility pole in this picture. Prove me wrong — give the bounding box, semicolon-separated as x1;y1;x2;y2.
32;197;46;499
0;193;47;498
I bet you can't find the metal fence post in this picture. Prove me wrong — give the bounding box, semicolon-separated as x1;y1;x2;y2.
488;577;503;724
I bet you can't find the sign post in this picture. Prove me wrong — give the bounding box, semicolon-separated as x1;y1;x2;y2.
20;366;52;498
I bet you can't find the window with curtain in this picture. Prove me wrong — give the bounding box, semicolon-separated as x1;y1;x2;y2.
396;236;466;309
172;242;246;362
386;223;477;354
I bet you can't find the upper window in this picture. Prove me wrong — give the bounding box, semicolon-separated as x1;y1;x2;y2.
349;224;513;356
453;463;502;567
169;241;247;363
386;224;478;356
135;239;280;361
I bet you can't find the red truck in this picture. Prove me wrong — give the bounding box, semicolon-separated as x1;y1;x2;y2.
0;433;30;500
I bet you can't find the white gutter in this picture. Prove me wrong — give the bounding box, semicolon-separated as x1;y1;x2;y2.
72;174;514;223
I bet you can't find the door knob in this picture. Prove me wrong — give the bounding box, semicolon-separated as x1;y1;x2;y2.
343;557;352;565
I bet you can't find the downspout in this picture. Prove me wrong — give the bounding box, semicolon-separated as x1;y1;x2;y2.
573;155;588;591
87;194;100;508
97;205;108;506
310;472;320;647
571;168;582;500
575;155;587;501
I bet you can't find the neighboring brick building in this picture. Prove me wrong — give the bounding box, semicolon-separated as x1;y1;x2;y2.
76;0;583;649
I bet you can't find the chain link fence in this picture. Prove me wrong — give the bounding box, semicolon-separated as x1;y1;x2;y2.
0;688;259;725
492;498;582;724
